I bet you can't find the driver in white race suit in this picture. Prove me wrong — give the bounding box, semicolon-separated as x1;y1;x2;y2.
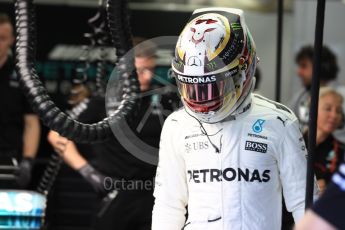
152;8;318;230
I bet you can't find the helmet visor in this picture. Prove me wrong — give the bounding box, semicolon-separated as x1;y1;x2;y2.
174;71;241;112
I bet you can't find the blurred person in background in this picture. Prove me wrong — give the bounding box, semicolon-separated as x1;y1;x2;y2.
303;87;345;193
48;37;178;230
67;83;91;106
0;13;40;189
289;48;345;230
289;45;345;139
295;89;344;230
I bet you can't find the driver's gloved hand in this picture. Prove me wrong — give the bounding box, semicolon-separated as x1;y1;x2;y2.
78;163;111;197
15;157;34;189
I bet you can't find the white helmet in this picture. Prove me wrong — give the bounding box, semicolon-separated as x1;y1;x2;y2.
172;8;257;123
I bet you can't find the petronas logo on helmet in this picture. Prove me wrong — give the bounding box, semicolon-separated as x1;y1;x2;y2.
177;75;216;84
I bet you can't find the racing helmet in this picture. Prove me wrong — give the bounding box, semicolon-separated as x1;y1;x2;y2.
172;8;257;123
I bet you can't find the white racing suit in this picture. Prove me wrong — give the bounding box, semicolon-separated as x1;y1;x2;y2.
152;93;318;230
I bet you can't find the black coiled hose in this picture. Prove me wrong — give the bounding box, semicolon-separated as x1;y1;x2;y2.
95;48;109;97
36;152;62;195
14;0;139;143
37;99;91;195
74;2;107;85
88;0;110;96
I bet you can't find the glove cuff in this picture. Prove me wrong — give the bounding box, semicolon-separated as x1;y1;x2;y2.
78;163;109;197
21;157;34;170
78;163;95;178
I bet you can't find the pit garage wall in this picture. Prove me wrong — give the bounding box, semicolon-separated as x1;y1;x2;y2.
0;1;298;103
244;10;294;103
292;0;345;99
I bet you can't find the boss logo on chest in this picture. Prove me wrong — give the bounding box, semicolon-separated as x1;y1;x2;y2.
244;141;268;153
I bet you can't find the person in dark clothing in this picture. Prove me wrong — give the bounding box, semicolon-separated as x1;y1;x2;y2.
48;38;179;230
0;13;40;189
307;134;345;184
296;158;345;230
